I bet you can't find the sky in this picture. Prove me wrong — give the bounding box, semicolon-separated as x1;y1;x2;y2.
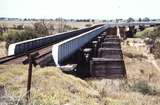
0;0;160;20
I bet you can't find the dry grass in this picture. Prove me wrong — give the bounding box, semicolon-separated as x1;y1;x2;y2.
0;42;7;57
86;38;160;105
1;38;160;105
0;20;104;29
0;65;102;105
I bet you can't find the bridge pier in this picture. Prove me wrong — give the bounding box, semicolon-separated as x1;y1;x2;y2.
92;41;98;57
90;31;126;78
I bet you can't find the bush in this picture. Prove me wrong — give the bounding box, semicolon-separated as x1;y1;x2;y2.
3;22;50;49
130;81;160;96
3;28;36;49
33;22;49;36
3;27;38;48
124;52;147;59
16;25;24;30
85;24;92;27
0;36;3;41
135;26;160;40
0;26;3;36
134;27;160;58
131;81;153;95
48;24;55;30
72;27;79;30
153;41;160;59
127;17;135;23
63;24;73;31
143;17;150;22
148;27;160;40
134;27;154;38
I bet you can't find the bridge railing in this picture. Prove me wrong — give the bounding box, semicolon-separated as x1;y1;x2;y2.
52;25;108;66
8;24;103;56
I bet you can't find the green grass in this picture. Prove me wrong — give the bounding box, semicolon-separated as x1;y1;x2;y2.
134;27;154;38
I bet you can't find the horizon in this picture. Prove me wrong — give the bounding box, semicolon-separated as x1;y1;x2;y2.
0;17;160;20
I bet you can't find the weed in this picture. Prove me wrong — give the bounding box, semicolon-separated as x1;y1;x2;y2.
130;81;160;95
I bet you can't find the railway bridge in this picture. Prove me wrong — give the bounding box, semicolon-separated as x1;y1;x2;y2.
0;22;160;78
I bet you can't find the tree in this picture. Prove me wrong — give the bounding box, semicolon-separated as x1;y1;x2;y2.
33;21;49;36
138;18;142;22
102;20;107;22
143;17;150;22
91;19;95;22
127;17;135;23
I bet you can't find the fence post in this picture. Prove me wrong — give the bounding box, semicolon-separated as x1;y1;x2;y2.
24;52;39;103
26;54;33;102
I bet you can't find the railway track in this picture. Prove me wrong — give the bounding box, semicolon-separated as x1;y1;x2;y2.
0;44;53;65
0;25;103;65
0;36;84;65
0;55;21;64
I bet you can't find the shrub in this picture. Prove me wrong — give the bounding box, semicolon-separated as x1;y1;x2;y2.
16;25;24;30
134;27;154;38
72;27;79;30
0;26;3;36
0;33;3;41
135;26;160;39
130;81;159;95
124;52;147;59
63;24;73;31
148;27;160;40
33;22;49;37
85;24;92;27
3;22;50;49
134;26;160;58
3;28;36;49
127;17;135;22
48;24;55;30
131;81;152;95
153;41;160;59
